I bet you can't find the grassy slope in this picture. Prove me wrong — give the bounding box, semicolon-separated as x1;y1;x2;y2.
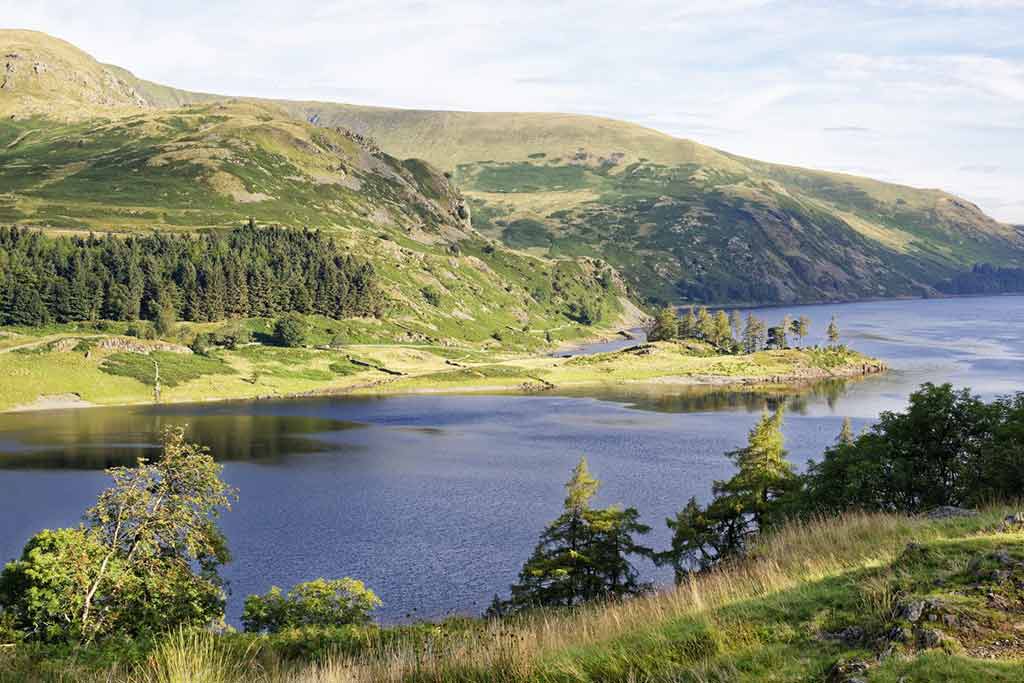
0;31;631;348
4;29;1021;306
7;508;1022;682
298;103;1022;305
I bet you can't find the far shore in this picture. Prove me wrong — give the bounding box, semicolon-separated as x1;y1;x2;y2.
2;339;887;414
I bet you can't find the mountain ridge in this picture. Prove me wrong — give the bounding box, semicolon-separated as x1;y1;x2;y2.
2;29;1022;305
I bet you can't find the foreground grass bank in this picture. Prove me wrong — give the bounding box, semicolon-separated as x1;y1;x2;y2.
0;321;883;412
3;507;1021;682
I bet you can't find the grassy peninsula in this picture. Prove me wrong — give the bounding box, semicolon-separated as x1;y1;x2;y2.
0;319;883;413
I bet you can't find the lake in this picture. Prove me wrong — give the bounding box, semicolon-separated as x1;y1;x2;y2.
1;295;1021;623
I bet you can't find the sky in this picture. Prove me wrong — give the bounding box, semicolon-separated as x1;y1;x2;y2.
4;0;1023;222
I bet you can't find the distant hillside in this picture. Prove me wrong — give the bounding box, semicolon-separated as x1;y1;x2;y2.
3;29;1023;305
0;30;631;345
294;104;1023;304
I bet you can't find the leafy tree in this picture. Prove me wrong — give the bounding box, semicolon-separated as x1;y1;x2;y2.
495;457;650;613
0;428;235;644
742;313;766;353
766;325;787;349
274;313;308;348
648;306;679;342
790;315;810;347
242;578;381;633
827;315;840;346
800;384;998;514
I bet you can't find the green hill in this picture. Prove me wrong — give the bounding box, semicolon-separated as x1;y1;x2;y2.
2;28;1022;306
290;104;1023;304
0;30;633;346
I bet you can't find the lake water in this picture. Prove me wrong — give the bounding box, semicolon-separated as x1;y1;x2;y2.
1;295;1022;623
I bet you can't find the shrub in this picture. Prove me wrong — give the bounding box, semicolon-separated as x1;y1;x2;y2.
273;314;307;348
421;286;442;307
154;305;177;338
190;333;212;356
242;578;381;634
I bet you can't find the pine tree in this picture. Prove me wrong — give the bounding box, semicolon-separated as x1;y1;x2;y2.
498;457;650;613
712;409;795;533
730;310;743;344
696;307;714;342
714;310;733;350
679;306;697;340
827;315;840;346
838;417;855;445
648;306;679;342
790;315;810;347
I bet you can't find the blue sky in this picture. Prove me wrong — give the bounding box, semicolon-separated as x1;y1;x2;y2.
5;0;1023;222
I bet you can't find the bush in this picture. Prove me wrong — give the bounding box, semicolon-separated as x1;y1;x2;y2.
421;286;442;307
190;333;212;356
273;314;307;348
242;578;381;634
154;305;177;338
213;321;251;349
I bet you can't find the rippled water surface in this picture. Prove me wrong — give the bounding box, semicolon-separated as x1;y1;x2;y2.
1;295;1021;622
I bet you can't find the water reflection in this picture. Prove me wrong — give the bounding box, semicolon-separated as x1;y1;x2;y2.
0;407;364;469
555;377;854;415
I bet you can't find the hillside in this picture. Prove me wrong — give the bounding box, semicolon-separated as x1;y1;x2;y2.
2;29;1022;306
8;508;1023;681
294;104;1023;304
0;31;631;345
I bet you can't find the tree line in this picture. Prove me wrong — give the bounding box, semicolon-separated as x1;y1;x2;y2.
936;263;1024;296
648;305;839;353
0;222;384;327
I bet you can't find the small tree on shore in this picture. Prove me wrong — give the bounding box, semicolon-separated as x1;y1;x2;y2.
0;428;236;644
243;578;381;633
648;306;679;342
790;315;810;347
493;457;651;613
273;313;307;347
827;315;841;346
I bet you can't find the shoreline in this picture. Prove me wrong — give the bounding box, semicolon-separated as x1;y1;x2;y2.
2;353;887;414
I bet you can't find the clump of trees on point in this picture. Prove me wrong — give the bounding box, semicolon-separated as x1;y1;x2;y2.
648;306;839;352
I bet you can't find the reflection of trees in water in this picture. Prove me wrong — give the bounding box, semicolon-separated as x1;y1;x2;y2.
560;378;852;415
0;409;364;470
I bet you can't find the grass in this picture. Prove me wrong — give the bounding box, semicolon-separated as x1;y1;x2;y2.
0;333;883;411
101;351;237;387
5;507;1021;682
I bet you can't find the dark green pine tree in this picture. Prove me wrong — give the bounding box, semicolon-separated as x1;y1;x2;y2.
496;457;650;614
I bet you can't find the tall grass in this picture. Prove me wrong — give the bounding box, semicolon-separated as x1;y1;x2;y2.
112;507;1011;683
